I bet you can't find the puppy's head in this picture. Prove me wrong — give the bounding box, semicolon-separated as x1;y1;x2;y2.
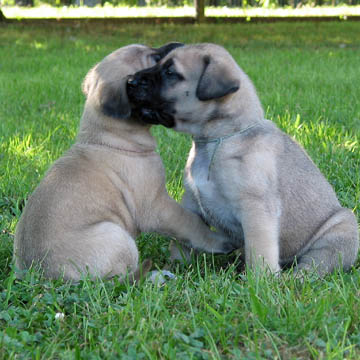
127;43;263;134
82;42;184;120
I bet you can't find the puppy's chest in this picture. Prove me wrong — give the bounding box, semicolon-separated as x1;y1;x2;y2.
185;145;240;233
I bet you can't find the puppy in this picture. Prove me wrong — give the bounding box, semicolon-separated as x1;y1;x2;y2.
126;43;359;276
14;43;233;282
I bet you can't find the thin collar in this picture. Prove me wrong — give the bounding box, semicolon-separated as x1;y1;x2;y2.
79;142;156;154
193;122;260;180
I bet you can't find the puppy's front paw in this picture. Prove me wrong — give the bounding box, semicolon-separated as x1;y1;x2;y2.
220;240;238;254
207;233;238;254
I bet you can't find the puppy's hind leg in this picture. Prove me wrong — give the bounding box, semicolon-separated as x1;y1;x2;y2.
95;224;152;283
62;222;141;281
294;208;359;277
91;222;147;282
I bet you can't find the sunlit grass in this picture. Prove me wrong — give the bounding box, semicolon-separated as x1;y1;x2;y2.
2;4;360;19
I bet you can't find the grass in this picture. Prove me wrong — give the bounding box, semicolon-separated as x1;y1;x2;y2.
0;21;359;358
2;4;360;19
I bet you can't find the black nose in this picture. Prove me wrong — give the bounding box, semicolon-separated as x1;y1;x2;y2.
127;76;150;88
127;76;138;87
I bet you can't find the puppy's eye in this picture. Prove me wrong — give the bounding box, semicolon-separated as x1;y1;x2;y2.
162;65;184;81
152;54;162;62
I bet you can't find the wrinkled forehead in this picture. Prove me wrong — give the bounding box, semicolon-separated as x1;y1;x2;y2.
109;44;157;69
92;44;156;82
161;46;204;75
161;44;239;79
117;42;184;70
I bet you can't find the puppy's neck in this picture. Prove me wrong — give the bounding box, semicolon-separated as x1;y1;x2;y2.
199;85;264;138
199;114;264;139
77;108;157;153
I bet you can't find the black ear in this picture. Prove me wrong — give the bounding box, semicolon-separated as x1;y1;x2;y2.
98;78;131;119
152;42;185;62
196;56;240;101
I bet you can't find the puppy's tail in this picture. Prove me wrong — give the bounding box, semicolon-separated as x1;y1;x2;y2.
127;259;152;285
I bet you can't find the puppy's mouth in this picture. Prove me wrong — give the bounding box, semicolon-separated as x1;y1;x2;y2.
127;81;175;128
131;107;175;128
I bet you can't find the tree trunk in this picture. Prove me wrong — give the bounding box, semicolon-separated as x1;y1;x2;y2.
195;0;205;23
15;0;34;6
0;9;6;22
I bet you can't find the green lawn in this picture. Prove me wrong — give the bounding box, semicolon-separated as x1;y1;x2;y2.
0;22;359;359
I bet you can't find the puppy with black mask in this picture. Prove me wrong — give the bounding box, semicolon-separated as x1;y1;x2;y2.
127;43;359;277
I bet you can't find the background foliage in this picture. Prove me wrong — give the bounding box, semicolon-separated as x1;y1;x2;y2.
3;0;360;9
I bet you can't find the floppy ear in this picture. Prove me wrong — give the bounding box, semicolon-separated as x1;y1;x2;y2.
82;66;131;119
98;79;131;119
152;42;185;62
196;56;240;101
